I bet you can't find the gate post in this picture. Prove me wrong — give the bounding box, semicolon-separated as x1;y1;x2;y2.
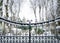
29;21;31;43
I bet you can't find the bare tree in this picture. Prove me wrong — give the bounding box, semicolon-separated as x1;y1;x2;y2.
56;0;60;26
38;0;45;22
9;0;23;21
37;0;41;22
29;0;38;23
46;0;57;34
2;0;9;35
2;0;24;34
8;0;23;33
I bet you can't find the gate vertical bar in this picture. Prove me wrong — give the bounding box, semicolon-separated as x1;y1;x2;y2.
29;21;31;43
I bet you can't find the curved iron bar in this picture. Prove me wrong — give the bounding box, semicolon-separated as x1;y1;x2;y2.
0;17;29;25
0;17;60;25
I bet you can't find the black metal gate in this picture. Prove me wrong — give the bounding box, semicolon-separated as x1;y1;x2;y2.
0;17;60;43
0;36;60;43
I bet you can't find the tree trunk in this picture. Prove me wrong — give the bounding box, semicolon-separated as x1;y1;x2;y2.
39;5;41;22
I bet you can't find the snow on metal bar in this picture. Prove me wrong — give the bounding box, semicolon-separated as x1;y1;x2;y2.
0;17;60;25
31;18;60;25
0;17;29;25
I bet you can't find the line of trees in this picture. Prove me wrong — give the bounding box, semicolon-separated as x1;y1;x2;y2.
1;0;24;35
29;0;60;35
0;0;60;35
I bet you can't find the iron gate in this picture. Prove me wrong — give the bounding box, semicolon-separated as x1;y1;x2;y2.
0;17;60;43
0;36;60;43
